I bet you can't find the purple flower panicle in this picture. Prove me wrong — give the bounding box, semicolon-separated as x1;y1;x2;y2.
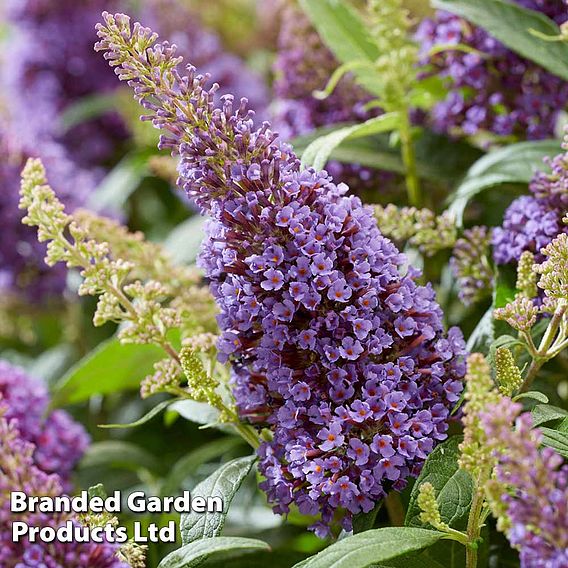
96;12;467;534
481;398;568;567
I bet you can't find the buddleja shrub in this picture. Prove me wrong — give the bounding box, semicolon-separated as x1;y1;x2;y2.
10;1;568;567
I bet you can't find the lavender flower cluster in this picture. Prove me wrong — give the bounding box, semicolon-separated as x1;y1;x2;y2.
492;142;568;265
0;402;126;568
95;13;467;534
481;398;568;567
3;0;266;166
272;1;382;193
416;1;568;141
0;360;89;488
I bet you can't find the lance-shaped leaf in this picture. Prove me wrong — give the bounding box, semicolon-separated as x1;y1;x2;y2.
292;527;445;568
447;140;561;226
158;537;270;568
406;437;473;531
301;113;400;171
180;455;257;543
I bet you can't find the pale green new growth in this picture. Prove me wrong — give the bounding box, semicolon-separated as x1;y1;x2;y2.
374;204;457;255
367;0;421;206
515;250;537;299
459;354;501;481
179;347;228;420
19;159;253;441
417;483;449;531
367;0;418;108
495;231;568;392
494;347;522;396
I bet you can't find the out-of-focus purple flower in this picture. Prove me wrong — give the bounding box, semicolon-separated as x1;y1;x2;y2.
481;398;568;567
271;1;386;194
3;0;267;168
95;12;468;534
140;0;268;116
0;401;127;568
1;0;268;302
417;2;568;141
4;0;127;166
0;359;89;488
492;195;565;264
493;142;568;266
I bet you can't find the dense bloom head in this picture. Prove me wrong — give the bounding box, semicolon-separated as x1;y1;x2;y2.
480;398;568;567
96;12;467;534
493;140;568;266
0;404;127;568
0;360;89;487
417;2;568;141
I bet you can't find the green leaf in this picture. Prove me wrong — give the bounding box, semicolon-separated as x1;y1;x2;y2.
377;554;446;568
87;150;151;212
201;551;308;568
493;270;516;311
163;216;207;265
98;399;177;429
447;140;561;226
51;337;162;407
80;441;158;472
301;113;400;171
540;428;568;458
406;437;473;531
514;391;549;404
433;0;568;80
158;537;269;568
297;0;382;96
532;404;568;427
170;400;232;431
161;437;243;497
292;528;445;568
181;455;257;544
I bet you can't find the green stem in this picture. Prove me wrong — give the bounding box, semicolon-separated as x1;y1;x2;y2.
520;299;567;392
399;111;421;207
465;489;484;568
233;422;261;450
519;358;544;394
